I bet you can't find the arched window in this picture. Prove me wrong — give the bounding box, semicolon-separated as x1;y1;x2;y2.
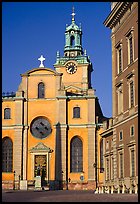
70;36;75;47
4;108;11;119
70;136;83;172
38;82;45;98
2;137;13;172
73;107;80;118
100;139;104;172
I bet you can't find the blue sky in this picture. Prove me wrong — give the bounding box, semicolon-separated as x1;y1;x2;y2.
2;2;112;117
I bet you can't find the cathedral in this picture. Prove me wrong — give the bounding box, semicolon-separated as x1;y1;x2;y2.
2;8;106;190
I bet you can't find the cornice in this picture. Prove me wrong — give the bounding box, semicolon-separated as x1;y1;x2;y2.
104;2;132;29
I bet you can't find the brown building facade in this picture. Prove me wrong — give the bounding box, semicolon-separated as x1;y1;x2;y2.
100;2;138;194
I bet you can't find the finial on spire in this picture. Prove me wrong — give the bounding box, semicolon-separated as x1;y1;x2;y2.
71;6;75;23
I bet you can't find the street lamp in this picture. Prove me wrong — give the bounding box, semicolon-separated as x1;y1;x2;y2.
93;163;104;190
13;171;16;190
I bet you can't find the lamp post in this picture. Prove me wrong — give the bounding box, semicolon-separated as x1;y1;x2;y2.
93;163;104;191
13;171;16;190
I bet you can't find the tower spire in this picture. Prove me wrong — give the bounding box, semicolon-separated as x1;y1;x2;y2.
71;6;75;23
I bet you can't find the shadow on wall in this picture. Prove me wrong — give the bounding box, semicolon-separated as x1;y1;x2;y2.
50;122;63;190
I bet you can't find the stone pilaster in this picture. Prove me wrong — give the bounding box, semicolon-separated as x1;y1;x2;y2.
88;127;96;181
55;97;67;181
13;128;23;180
113;128;117;182
23;126;28;180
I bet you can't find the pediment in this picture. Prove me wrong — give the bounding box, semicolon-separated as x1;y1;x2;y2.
30;142;51;153
21;68;62;77
64;85;82;92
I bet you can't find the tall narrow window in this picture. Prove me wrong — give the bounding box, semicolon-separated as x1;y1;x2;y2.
126;30;134;65
130;81;134;108
106;158;109;180
70;36;75;47
117;45;122;74
2;137;13;172
100;139;104;172
111;156;114;180
117;84;123;114
131;149;135;177
38;82;45;98
70;136;83;172
4;108;11;119
119;152;123;178
73;107;80;118
130;126;134;137
129;36;133;64
119;131;123;141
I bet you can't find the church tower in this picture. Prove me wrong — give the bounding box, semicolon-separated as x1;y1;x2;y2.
54;7;93;93
53;7;99;190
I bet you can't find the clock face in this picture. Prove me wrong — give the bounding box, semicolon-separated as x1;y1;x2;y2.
30;117;52;139
66;62;77;74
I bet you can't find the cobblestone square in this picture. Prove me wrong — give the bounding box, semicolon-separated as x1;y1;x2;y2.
2;190;138;202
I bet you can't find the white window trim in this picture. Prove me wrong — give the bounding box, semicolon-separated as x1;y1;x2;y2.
130;125;135;137
126;29;134;65
117;43;123;74
119;130;123;141
106;140;109;150
128;78;135;109
118;149;124;179
110;155;114;180
105;157;110;181
117;84;123;115
129;146;136;177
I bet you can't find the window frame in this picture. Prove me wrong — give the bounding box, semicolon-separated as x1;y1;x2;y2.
130;125;135;137
126;29;134;65
2;137;13;172
38;82;45;98
116;43;123;74
73;106;80;118
118;150;124;179
116;83;123;115
119;130;123;141
70;136;83;173
4;108;11;119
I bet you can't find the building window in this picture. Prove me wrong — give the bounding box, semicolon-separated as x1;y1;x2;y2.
100;139;104;172
119;131;123;141
130;149;135;177
73;107;80;118
2;137;13;172
111;156;114;180
119;152;124;178
106;158;110;180
130;125;134;137
126;30;134;65
116;44;123;74
70;136;83;172
38;82;45;98
111;139;113;148
106;140;109;150
128;36;133;64
4;108;11;119
117;84;123;114
129;81;134;108
70;35;75;47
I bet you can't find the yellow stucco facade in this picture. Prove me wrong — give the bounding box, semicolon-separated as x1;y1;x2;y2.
2;10;106;190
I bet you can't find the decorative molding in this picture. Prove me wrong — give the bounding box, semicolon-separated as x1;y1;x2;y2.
29;142;51;153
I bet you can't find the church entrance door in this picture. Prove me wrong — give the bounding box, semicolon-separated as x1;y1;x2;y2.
34;155;47;186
